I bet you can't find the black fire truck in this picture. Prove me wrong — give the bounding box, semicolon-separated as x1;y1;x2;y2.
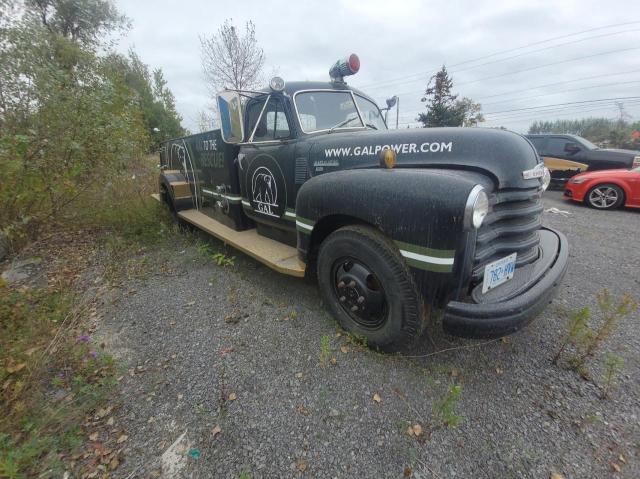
157;54;569;351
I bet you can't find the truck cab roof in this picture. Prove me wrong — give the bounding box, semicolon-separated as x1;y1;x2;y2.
258;81;377;104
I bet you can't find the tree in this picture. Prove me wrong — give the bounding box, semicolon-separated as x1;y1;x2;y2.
417;66;484;128
456;97;485;127
528;117;639;149
0;0;148;244
25;0;128;48
200;19;265;94
105;50;185;147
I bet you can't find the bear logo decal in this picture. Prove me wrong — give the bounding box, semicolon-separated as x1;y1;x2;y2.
251;166;279;216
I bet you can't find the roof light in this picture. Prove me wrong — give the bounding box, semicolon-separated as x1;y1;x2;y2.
329;53;360;83
269;76;285;91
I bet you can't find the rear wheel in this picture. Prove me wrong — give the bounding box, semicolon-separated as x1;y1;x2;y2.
317;225;426;352
586;183;624;209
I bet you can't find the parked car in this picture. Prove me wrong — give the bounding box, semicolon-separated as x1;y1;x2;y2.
526;134;640;186
564;166;640;209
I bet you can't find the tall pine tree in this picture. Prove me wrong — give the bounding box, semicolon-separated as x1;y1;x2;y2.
417;66;483;128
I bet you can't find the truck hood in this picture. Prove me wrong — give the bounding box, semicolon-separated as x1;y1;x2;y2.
305;127;543;189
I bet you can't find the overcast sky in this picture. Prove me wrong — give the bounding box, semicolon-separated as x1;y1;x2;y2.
114;0;640;133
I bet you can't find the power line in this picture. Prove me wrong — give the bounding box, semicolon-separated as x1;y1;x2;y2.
481;80;640;107
448;21;640;68
476;69;640;100
397;78;640;117
481;104;640;126
384;68;640;106
355;21;640;91
483;100;640;122
449;29;640;74
456;47;640;86
486;98;640;121
398;100;640;126
362;46;640;98
483;96;640;116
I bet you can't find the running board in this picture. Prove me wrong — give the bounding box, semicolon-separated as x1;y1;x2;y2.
177;209;306;277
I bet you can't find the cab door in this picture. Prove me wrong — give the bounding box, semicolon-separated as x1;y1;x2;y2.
543;136;589;182
239;95;297;233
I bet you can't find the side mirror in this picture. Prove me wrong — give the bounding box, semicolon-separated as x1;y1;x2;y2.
564;142;580;154
217;91;244;144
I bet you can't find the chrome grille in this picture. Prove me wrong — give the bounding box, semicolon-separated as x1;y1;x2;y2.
472;187;543;281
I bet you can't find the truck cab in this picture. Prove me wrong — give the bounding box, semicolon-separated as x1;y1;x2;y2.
158;54;569;351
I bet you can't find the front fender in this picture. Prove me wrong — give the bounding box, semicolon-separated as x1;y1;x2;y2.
296;168;491;282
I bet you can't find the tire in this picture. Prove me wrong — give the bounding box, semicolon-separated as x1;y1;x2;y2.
160;185;176;214
586;183;624;210
317;225;426;352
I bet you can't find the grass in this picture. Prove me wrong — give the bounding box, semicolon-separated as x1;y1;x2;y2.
0;154;185;477
319;335;332;365
0;281;118;478
432;384;463;428
197;240;236;267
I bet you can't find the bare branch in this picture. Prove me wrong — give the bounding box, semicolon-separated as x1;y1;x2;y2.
199;18;265;96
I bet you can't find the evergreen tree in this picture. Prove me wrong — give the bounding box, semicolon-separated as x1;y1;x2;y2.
417;66;484;128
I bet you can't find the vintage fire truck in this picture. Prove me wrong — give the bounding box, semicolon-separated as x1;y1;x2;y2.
157;54;569;351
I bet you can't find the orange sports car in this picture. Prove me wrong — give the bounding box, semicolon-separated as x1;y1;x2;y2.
564;166;640;210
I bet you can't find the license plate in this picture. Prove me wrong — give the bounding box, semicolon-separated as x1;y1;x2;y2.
482;253;517;294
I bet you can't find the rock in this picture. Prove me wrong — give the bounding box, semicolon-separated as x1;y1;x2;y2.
1;257;43;284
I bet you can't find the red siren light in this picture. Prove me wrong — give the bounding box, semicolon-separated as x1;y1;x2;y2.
329;53;360;83
348;53;360;74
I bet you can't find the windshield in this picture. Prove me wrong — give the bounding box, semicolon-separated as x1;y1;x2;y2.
577;137;598;150
294;91;363;133
355;95;387;130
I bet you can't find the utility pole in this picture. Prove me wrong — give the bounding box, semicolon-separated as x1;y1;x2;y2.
396;97;400;129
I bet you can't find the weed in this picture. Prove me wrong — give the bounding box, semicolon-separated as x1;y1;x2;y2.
238;472;252;479
552;306;590;365
397;419;412;434
212;252;235;267
289;310;298;320
197;242;215;257
553;290;637;375
319;335;332;365
346;332;368;348
433;384;463;428
196;240;235;267
601;353;624;399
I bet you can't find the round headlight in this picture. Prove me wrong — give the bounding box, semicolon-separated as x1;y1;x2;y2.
542;167;551;191
269;76;285;91
465;185;489;230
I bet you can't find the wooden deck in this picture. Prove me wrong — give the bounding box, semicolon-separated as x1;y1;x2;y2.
177;209;306;277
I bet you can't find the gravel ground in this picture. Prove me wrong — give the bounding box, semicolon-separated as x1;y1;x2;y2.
99;190;640;479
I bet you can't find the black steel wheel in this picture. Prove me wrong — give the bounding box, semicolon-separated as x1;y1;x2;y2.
586;183;624;210
317;225;426;352
331;257;388;330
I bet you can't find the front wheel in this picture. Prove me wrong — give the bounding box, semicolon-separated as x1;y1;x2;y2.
586;183;624;209
317;225;426;352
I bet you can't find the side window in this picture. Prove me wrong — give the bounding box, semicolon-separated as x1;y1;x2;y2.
245;97;268;140
252;97;290;142
545;137;569;156
529;137;546;153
